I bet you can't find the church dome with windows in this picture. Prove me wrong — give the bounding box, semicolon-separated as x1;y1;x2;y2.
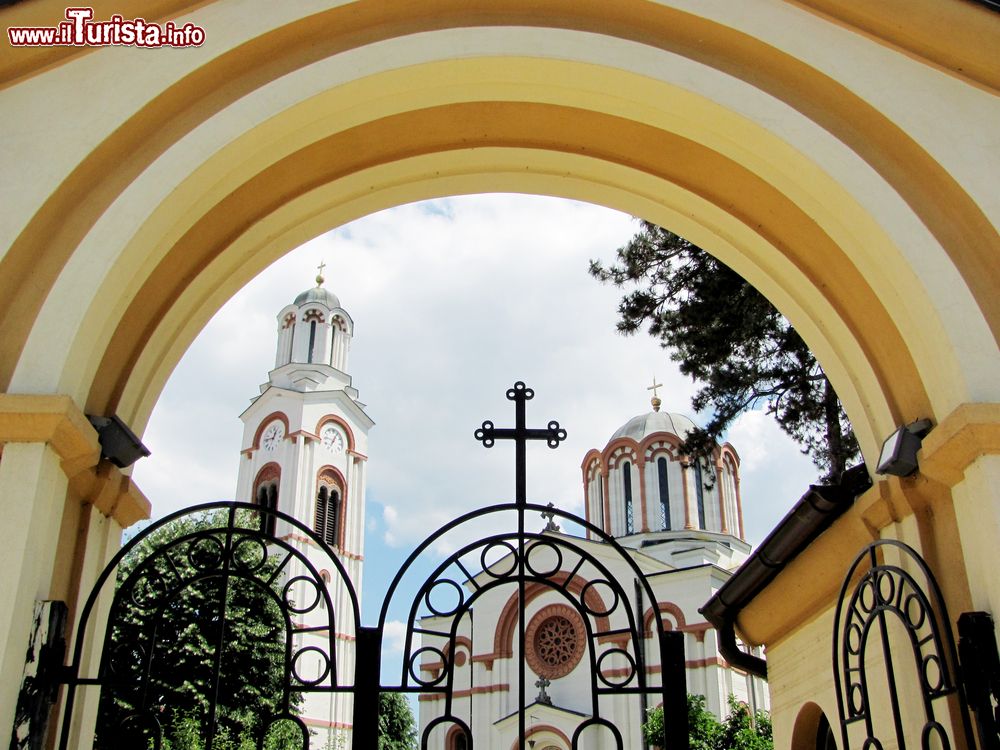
273;268;354;373
580;385;746;566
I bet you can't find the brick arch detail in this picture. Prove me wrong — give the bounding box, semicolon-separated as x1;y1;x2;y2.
251;411;290;450
492;573;616;659
510;724;572;750
640;432;687;460
316;464;348;549
315;414;357;453
252;462;281;498
643;601;687;636
602;438;640;468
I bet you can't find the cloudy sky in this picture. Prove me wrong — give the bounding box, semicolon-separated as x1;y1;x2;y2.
131;193;820;630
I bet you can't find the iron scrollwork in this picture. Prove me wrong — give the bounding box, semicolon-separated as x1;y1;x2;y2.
832;539;975;750
49;382;686;750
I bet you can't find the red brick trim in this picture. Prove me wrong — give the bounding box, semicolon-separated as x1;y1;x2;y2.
418;684;509;702
512;725;572;750
251;412;290;451
315;414;357;454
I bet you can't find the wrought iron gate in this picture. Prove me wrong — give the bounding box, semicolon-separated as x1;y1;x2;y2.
47;383;687;749
832;539;975;750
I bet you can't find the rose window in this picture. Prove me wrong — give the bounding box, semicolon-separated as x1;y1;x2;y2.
536;616;576;667
525;605;585;679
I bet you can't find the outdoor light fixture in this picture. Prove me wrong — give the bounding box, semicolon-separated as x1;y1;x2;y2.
876;419;932;477
86;414;151;468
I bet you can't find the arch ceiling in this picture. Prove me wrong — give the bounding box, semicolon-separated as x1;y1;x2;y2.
1;0;998;468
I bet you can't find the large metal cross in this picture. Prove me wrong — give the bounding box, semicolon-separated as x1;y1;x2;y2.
475;381;566;505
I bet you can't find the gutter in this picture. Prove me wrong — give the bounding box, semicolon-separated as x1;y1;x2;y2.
699;464;873;678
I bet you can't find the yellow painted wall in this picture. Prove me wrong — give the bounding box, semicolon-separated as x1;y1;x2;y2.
1;0;998;745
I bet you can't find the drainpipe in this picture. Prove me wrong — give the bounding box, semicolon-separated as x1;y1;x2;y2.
699;464;872;678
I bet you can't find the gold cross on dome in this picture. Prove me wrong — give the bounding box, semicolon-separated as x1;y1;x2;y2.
647;377;663;399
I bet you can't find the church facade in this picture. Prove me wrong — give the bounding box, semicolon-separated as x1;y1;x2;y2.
418;394;768;749
235;272;373;748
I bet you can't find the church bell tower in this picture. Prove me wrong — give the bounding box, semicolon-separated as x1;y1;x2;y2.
235;265;373;743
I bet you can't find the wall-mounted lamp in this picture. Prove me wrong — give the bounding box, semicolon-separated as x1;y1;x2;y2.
876;419;932;477
86;414;151;468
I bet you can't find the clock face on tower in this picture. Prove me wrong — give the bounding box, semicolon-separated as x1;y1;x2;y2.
261;421;285;451
321;424;345;453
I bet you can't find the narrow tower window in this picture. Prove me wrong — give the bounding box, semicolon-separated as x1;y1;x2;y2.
623;461;634;535
314;480;341;546
657;456;671;531
307;320;317;363
254;482;278;536
694;461;706;529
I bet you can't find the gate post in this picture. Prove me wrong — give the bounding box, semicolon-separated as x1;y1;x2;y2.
660;630;688;750
352;626;382;748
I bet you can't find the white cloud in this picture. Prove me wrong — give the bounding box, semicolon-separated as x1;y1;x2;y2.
381;619;413;653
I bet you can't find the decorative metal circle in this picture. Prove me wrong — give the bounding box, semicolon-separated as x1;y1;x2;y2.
481;541;518;579
507;381;534;400
922;654;944;692
232;536;268;573
859;578;877;613
525;540;563;579
579;579;619;617
525;604;585;680
106;642;146;678
475;421;495;447
425;579;464;618
904;594;926;630
876;571;896;605
546;420;567;447
188;535;224;571
850;684;865;716
846;624;863;655
291;646;332;686
283;576;321;614
409;646;447;687
128;573;166;610
921;721;949;750
596;647;637;688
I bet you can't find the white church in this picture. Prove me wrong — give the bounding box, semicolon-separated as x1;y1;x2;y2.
234;273;768;748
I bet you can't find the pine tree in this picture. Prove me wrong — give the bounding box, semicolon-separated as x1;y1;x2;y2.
590;220;860;479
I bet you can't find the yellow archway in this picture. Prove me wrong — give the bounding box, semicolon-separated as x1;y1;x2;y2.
1;1;997;745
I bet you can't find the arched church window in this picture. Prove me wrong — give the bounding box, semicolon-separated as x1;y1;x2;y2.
307;320;317;363
694;461;706;529
657;456;671;531
314;476;341;547
254;482;278;536
623;461;634;534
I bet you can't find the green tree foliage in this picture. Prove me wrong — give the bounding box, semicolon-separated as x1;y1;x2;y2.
642;695;772;750
95;509;304;750
377;692;418;750
590;221;860;479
